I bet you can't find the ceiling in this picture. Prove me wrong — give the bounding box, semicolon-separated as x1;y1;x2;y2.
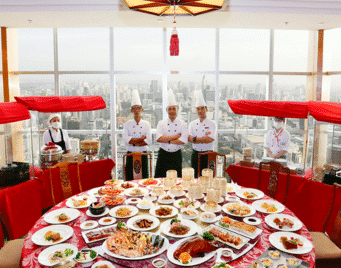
1;0;341;30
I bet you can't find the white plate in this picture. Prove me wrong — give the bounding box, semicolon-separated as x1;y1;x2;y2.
252;200;285;214
65;196;97;209
160;218;199;238
200;212;218;223
158;194;175;204
99;217;116;226
235;188;264;200
200;203;222;213
181;208;199;220
102;233;169;260
143;194;157;201
87;187;106;197
75;248;97;263
80;220;99;230
269;231;313;254
174;199;201;209
82;225;117;244
119;181;138;189
216;220;263;240
204;196;224;204
167;236;217;266
32;225;74;246
109;205;139;218
185;193;205;200
124;187;149;197
150;205;178;218
86;207;109;218
222;202;256;217
225;183;241;193
91;261;116;268
168;190;186;197
126;215;160;231
44;208;80;224
225;195;240;202
243;217;262;226
265;214;303;232
126;197;141;204
38;243;78;266
139;178;161;187
136;203;156;210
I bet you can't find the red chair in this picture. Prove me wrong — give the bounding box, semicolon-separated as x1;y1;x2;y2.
0;179;42;240
123;152;152;181
258;161;290;205
198;151;226;178
310;183;341;268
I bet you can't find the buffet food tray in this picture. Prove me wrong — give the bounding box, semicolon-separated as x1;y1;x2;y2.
81;225;117;244
202;225;250;249
246;247;310;268
215;219;263;239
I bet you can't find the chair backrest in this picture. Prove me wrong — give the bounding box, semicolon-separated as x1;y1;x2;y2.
49;161;83;205
323;183;341;248
123;152;152;181
258;161;290;204
0;219;4;248
198;151;226;178
0;179;42;239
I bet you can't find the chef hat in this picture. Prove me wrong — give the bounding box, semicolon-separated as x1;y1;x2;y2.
47;113;61;125
195;90;207;108
167;89;178;107
131;89;142;107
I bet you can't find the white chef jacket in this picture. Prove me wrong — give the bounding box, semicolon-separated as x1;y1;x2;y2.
189;118;216;152
264;128;290;156
123;119;152;152
43;128;72;151
156;118;188;152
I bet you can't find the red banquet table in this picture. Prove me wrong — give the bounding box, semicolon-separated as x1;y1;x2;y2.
22;178;315;268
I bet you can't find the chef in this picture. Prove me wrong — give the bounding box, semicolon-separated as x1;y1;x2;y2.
264;117;290;159
154;89;188;178
188;90;216;177
43;113;71;154
123;89;152;181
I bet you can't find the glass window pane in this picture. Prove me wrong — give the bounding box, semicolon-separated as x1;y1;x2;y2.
167;28;215;71
0;75;3;102
330;75;341;102
220;29;270;71
272;75;306;101
114;28;163;71
116;75;162;129
274;30;309;72
19;75;55;96
58;28;109;71
17;29;54;71
324;28;341;72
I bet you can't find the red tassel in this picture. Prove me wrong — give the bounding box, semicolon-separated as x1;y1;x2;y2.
170;33;179;56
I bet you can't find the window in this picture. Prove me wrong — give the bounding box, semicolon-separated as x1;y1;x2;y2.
272;75;306;101
324;28;341;72
19;75;55;96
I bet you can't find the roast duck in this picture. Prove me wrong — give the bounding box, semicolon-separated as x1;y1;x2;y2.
173;236;218;259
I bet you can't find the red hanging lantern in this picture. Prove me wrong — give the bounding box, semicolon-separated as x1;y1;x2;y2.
170;4;179;56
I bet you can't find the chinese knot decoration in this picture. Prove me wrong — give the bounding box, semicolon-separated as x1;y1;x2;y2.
170;5;179;56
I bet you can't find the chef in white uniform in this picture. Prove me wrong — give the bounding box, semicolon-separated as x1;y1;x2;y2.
154;89;188;178
264;117;290;159
43;113;71;154
123;89;152;181
188;90;216;177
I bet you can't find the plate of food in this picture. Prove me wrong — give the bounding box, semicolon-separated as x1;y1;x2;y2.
169;186;185;197
91;261;116;268
158;194;175;204
202;225;250;250
126;197;141;204
109;205;138;218
139;178;161;186
124;188;149;197
204;196;224;204
200;202;222;213
99;217;116;226
150;205;178;218
126;215;160;231
102;230;169;260
104;179;121;186
82;225;119;244
75;248;98;263
144;193;157;201
235;188;264;200
167;235;218;266
265;214;303;231
80;220;99;230
44;208;80;224
102;186;124;196
211;263;234;268
87;187;106;197
37;243;77;266
65;196;97;209
222;202;256;217
181;208;199;220
119;181;138;189
174;198;201;209
101;195;125;206
32;225;74;246
269;231;313;254
225;183;241;193
160;218;199;238
200;212;217;223
252;200;285;214
216;216;262;239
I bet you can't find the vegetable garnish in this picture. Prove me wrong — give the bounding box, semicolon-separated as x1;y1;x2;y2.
203;232;214;240
117;221;126;229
